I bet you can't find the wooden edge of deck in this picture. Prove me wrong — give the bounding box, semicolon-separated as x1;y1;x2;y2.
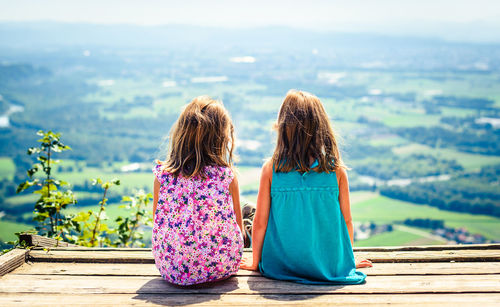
25;254;500;264
25;247;500;264
11;234;500;266
354;243;500;251
18;234;80;248
0;249;28;277
21;242;500;252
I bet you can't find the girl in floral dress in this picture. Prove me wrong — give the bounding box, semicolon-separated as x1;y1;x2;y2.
152;96;244;286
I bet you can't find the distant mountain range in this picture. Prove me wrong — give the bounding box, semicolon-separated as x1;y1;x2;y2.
1;21;496;50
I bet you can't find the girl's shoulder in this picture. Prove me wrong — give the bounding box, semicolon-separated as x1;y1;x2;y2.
152;163;170;184
262;159;274;177
334;167;347;180
153;163;234;187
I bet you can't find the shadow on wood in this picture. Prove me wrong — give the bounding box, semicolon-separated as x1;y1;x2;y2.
131;276;240;306
246;276;348;302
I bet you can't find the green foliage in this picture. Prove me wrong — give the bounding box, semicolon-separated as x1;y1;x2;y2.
115;190;153;247
69;178;120;247
380;164;500;217
396;124;500;155
16;130;76;239
11;130;153;248
404;218;445;229
353;154;463;180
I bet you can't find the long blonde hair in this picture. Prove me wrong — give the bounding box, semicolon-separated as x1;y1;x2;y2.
161;96;234;178
272;90;345;173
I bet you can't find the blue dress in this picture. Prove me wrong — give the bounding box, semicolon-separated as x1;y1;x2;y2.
258;163;366;284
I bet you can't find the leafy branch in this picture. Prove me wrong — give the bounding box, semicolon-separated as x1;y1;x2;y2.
16;130;76;239
13;130;153;249
115;190;153;247
71;178;120;247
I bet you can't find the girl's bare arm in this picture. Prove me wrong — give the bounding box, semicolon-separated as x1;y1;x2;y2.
229;175;243;233
240;160;272;271
338;168;373;268
337;168;354;245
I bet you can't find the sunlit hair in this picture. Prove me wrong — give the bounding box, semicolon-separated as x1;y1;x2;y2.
160;96;234;178
272;90;345;173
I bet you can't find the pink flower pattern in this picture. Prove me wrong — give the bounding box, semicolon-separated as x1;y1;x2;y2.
152;164;243;285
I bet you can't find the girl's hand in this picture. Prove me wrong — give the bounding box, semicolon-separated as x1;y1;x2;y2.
356;259;373;268
240;256;259;271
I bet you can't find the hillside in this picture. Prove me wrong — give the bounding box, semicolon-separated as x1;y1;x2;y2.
1;23;499;247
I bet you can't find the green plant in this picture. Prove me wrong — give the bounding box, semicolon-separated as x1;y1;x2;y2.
13;130;153;248
71;178;120;247
1;230;37;255
16;130;76;239
115;190;153;247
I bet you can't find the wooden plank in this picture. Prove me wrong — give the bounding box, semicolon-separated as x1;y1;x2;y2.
28;249;154;263
353;243;500;251
18;234;79;248
0;249;27;277
357;262;500;275
11;262;500;277
27;249;500;264
11;262;162;276
354;249;500;262
1;274;499;294
1;293;500;306
24;243;500;252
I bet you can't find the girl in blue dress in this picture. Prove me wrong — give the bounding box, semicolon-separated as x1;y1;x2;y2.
240;90;372;284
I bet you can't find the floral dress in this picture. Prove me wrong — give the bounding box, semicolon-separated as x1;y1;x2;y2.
152;164;243;285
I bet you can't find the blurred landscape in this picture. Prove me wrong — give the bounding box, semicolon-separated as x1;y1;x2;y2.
1;22;499;248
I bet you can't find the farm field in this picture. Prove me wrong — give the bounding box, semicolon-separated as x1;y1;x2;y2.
392;143;500;171
351;192;500;241
355;226;446;247
0;157;15;180
0;220;32;246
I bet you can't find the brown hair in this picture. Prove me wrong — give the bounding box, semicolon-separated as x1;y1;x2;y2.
272;89;345;173
160;96;234;178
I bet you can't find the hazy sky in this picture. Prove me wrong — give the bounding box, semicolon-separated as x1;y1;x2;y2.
1;0;499;41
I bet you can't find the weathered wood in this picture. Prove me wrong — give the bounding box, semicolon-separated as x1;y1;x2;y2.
28;249;154;263
0;293;500;306
0;249;27;277
27;248;500;264
355;262;500;275
21;243;500;252
3;243;500;306
18;234;79;248
1;274;499;294
12;262;163;276
354;249;500;262
12;262;500;277
353;243;500;251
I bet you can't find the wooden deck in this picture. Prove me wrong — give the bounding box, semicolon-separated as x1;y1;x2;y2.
1;244;499;306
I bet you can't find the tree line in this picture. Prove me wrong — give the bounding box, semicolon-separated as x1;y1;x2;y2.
380;165;500;217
